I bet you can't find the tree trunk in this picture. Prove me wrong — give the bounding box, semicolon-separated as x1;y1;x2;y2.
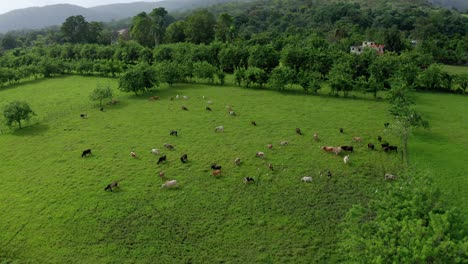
18;120;22;129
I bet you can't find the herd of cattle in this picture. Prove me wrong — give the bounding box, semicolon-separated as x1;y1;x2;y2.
80;94;399;191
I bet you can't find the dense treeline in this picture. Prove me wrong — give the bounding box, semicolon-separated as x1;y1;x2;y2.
0;37;466;95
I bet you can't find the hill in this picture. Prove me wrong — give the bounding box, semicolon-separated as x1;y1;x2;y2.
428;0;468;11
0;0;248;33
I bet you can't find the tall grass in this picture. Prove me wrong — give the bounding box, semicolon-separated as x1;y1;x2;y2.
0;76;464;262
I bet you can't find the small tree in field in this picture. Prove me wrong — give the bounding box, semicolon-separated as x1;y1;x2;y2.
89;84;113;107
3;101;35;129
118;63;158;95
387;79;428;164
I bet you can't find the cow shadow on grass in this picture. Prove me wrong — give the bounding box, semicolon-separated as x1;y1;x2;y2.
12;123;49;136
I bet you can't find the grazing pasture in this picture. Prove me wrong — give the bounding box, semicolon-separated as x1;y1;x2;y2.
0;76;465;262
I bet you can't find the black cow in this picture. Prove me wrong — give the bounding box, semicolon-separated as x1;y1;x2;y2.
295;128;302;135
251;121;257;126
368;143;375;150
80;113;87;118
341;146;354;152
211;164;222;170
340;128;344;133
182;106;188;111
381;143;390;149
157;155;167;164
243;177;255;183
384;122;390;128
327;171;332;178
180;154;188;163
206;106;212;111
81;149;92;157
170;130;178;136
104;181;119;191
377;136;382;142
100;107;104;112
384;146;398;152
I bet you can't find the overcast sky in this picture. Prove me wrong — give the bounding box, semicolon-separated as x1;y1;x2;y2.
0;0;156;15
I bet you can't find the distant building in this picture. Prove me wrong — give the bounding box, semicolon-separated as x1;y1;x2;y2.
350;41;385;55
117;29;129;36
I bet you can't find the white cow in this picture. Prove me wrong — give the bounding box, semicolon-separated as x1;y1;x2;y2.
301;176;312;182
280;141;289;146
182;96;189;100
207;100;213;104
162;180;178;188
384;173;398;181
229;111;237;116
215;126;224;132
176;95;180;99
151;149;160;155
344;155;349;164
234;158;241;165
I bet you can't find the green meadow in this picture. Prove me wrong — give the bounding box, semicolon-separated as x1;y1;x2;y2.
442;64;468;75
0;76;466;262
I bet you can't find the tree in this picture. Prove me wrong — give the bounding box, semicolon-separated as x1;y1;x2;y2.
215;13;233;43
387;79;428;164
267;66;295;91
154;61;182;86
417;64;444;91
61;15;89;43
192;61;216;83
165;21;186;43
89;84;113;107
130;12;153;47
454;73;468;94
328;57;354;97
338;171;466;263
118;63;158;95
3;101;35;129
184;10;216;44
149;7;168;46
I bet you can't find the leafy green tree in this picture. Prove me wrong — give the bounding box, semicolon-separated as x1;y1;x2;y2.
154;61;181;86
218;45;249;73
387;79;428;164
267;66;295;91
454;74;468;94
118;63;158;95
3;101;35;129
328;58;354;97
244;67;268;88
165;21;186;43
233;67;245;86
61;15;90;43
89;84;113;107
130;12;153;47
192;61;216;83
338;171;467;263
297;70;321;94
184;10;216;44
215;13;233;43
149;7;168;46
248;44;279;73
384;26;406;53
417;64;444;91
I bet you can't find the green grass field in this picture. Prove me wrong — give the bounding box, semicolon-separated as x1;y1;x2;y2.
0;76;465;262
442;64;468;75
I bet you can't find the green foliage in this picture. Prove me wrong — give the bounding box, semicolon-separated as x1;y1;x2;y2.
61;15;102;44
338;171;467;263
164;21;186;43
184;10;216;44
130;12;154;48
3;101;35;129
244;66;268;88
297;70;321;94
454;74;468;94
89;84;113;107
149;7;169;47
328;56;354;97
417;64;445;91
118;63;158;95
267;66;295;91
248;44;279;73
192;61;216;83
154;61;182;86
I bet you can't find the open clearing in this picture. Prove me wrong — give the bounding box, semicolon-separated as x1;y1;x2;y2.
0;76;465;262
